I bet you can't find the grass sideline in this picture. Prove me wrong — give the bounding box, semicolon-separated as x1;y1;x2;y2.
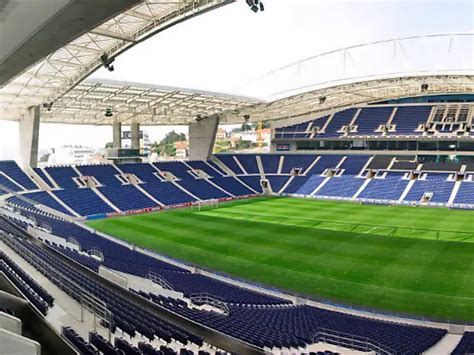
87;197;474;321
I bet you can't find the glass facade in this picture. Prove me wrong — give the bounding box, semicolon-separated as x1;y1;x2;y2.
295;140;474;152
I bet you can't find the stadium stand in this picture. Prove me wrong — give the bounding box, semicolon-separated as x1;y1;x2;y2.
0;161;37;190
118;163;162;183
77;164;123;186
53;188;116;216
11;191;74;216
98;184;157;211
141;181;196;206
1;234;204;347
274;105;440;139
3;154;474;218
0;153;467;353
452;332;474;355
234;155;260;174
0;251;53;314
45;166;79;188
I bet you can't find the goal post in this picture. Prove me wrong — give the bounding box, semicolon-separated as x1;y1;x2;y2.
194;199;219;212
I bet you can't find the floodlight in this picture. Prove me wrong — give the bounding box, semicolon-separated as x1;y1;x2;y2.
101;54;115;72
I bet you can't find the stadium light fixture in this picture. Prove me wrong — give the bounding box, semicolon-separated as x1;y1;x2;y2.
246;0;264;13
42;102;53;111
100;54;115;72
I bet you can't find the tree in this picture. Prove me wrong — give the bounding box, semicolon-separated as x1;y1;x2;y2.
152;130;186;157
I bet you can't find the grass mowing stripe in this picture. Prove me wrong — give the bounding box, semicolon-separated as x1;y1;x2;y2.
87;197;474;321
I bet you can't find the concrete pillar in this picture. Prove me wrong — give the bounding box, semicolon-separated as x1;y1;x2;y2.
19;106;40;168
112;120;122;149
131;122;140;149
189;115;220;160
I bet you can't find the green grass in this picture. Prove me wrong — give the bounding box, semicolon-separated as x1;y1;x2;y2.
87;197;474;321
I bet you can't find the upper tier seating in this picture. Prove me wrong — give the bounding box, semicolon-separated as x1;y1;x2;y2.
319;108;358;138
234;155;259;174
274;105;437;139
352;106;394;135
0;161;37;190
77;164;123;186
388;106;432;136
45;166;79;188
186;160;223;177
118;163;162;183
33;168;55;188
154;161;194;180
0;174;25;192
214;155;244;175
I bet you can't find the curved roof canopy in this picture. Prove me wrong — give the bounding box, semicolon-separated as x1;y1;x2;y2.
0;0;233;111
2;74;472;126
38;79;261;125
0;8;472;126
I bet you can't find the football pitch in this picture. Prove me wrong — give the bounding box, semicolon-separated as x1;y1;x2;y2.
87;197;474;322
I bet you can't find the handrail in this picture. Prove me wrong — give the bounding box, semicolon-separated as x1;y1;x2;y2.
190;293;230;315
314;327;395;354
147;271;174;291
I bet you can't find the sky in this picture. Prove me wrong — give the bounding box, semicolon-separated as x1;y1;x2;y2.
1;0;473;161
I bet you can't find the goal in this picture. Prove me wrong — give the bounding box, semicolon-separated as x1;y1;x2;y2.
193;199;219;212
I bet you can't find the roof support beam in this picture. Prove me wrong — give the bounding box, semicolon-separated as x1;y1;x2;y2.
89;28;136;42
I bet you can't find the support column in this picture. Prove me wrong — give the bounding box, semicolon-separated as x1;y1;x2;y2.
112;120;122;149
131;122;140;149
189;115;220;160
19;106;40;168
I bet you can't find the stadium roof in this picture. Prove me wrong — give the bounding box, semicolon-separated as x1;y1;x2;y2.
38;79;262;125
0;0;233;112
0;3;472;127
3;74;468;126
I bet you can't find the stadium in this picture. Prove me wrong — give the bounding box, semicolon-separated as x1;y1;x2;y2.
0;1;473;354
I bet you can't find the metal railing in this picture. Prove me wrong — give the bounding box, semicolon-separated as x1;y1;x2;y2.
147;271;174;291
314;327;395;355
190;293;230;315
